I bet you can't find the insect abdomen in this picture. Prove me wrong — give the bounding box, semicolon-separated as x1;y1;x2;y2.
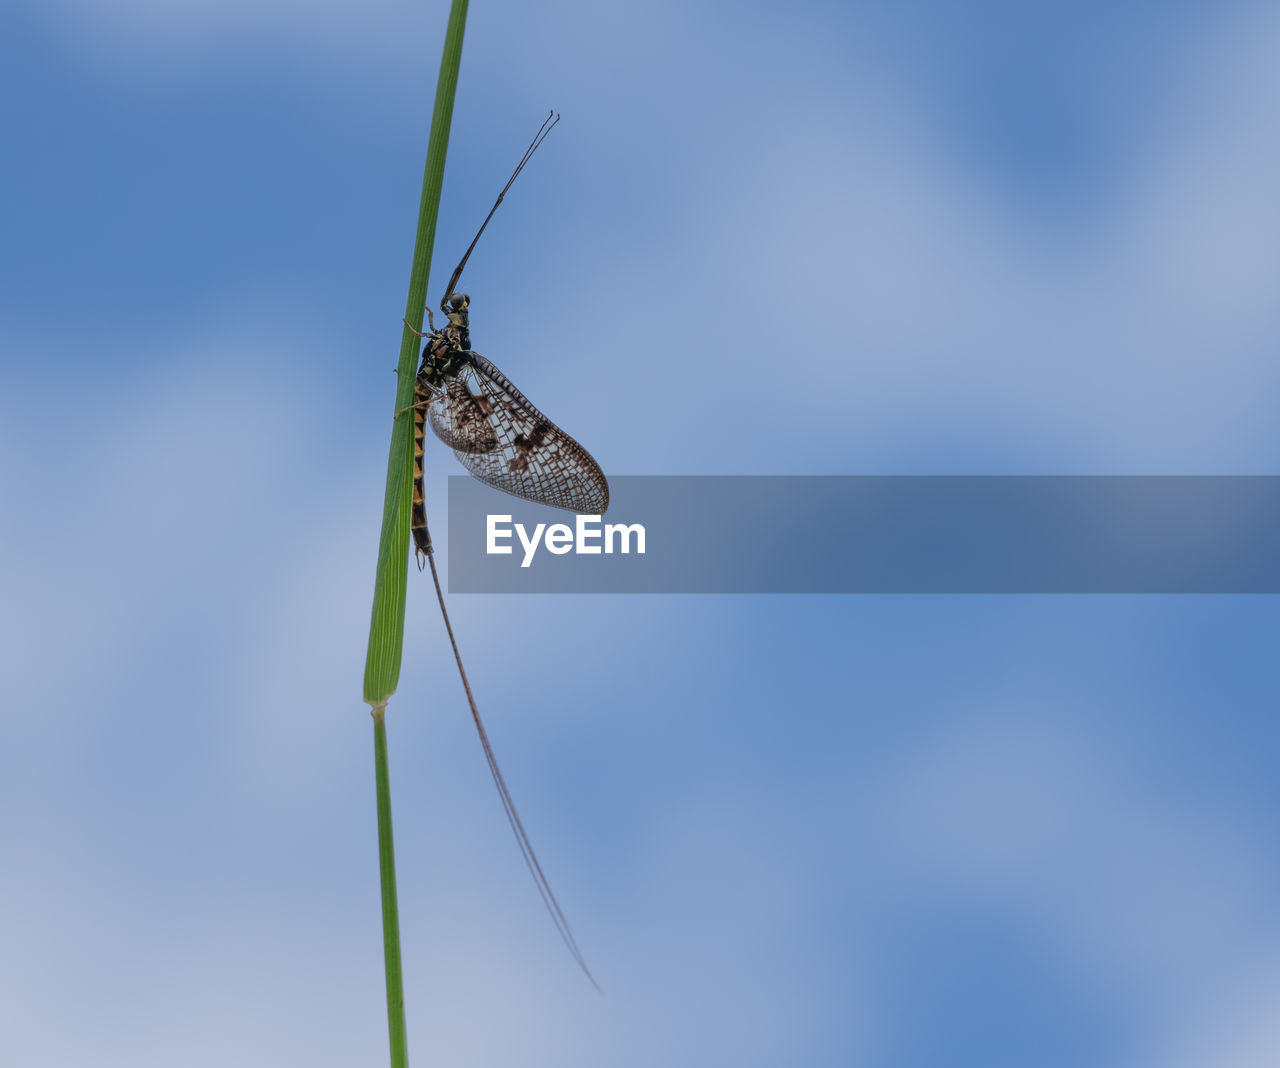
411;382;432;559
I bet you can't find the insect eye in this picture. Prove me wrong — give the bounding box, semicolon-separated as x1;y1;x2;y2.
452;294;470;310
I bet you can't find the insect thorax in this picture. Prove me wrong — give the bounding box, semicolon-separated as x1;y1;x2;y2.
416;331;472;391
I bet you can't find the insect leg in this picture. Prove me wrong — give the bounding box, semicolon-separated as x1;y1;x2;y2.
402;309;437;338
394;386;441;420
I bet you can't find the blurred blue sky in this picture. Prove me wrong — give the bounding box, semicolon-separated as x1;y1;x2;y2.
4;0;1280;1065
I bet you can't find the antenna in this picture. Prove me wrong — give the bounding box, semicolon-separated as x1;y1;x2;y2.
441;110;560;307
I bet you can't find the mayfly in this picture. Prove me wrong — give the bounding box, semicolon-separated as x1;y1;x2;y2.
398;111;606;990
404;111;608;557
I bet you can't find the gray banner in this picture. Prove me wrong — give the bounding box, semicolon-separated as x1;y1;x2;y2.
445;476;1280;593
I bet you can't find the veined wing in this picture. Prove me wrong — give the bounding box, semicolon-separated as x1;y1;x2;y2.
427;377;501;454
430;352;609;514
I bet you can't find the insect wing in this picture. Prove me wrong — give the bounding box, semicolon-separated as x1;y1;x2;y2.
428;377;501;454
442;353;610;514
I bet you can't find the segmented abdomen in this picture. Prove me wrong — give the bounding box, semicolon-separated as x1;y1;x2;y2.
411;381;432;560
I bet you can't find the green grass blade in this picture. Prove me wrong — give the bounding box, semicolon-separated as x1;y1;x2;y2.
360;2;469;1066
372;708;409;1068
363;0;469;709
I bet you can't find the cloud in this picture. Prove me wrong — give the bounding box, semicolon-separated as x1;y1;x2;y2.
877;698;1280;1068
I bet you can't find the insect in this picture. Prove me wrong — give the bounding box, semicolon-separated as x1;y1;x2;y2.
402;112;608;566
397;113;604;991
